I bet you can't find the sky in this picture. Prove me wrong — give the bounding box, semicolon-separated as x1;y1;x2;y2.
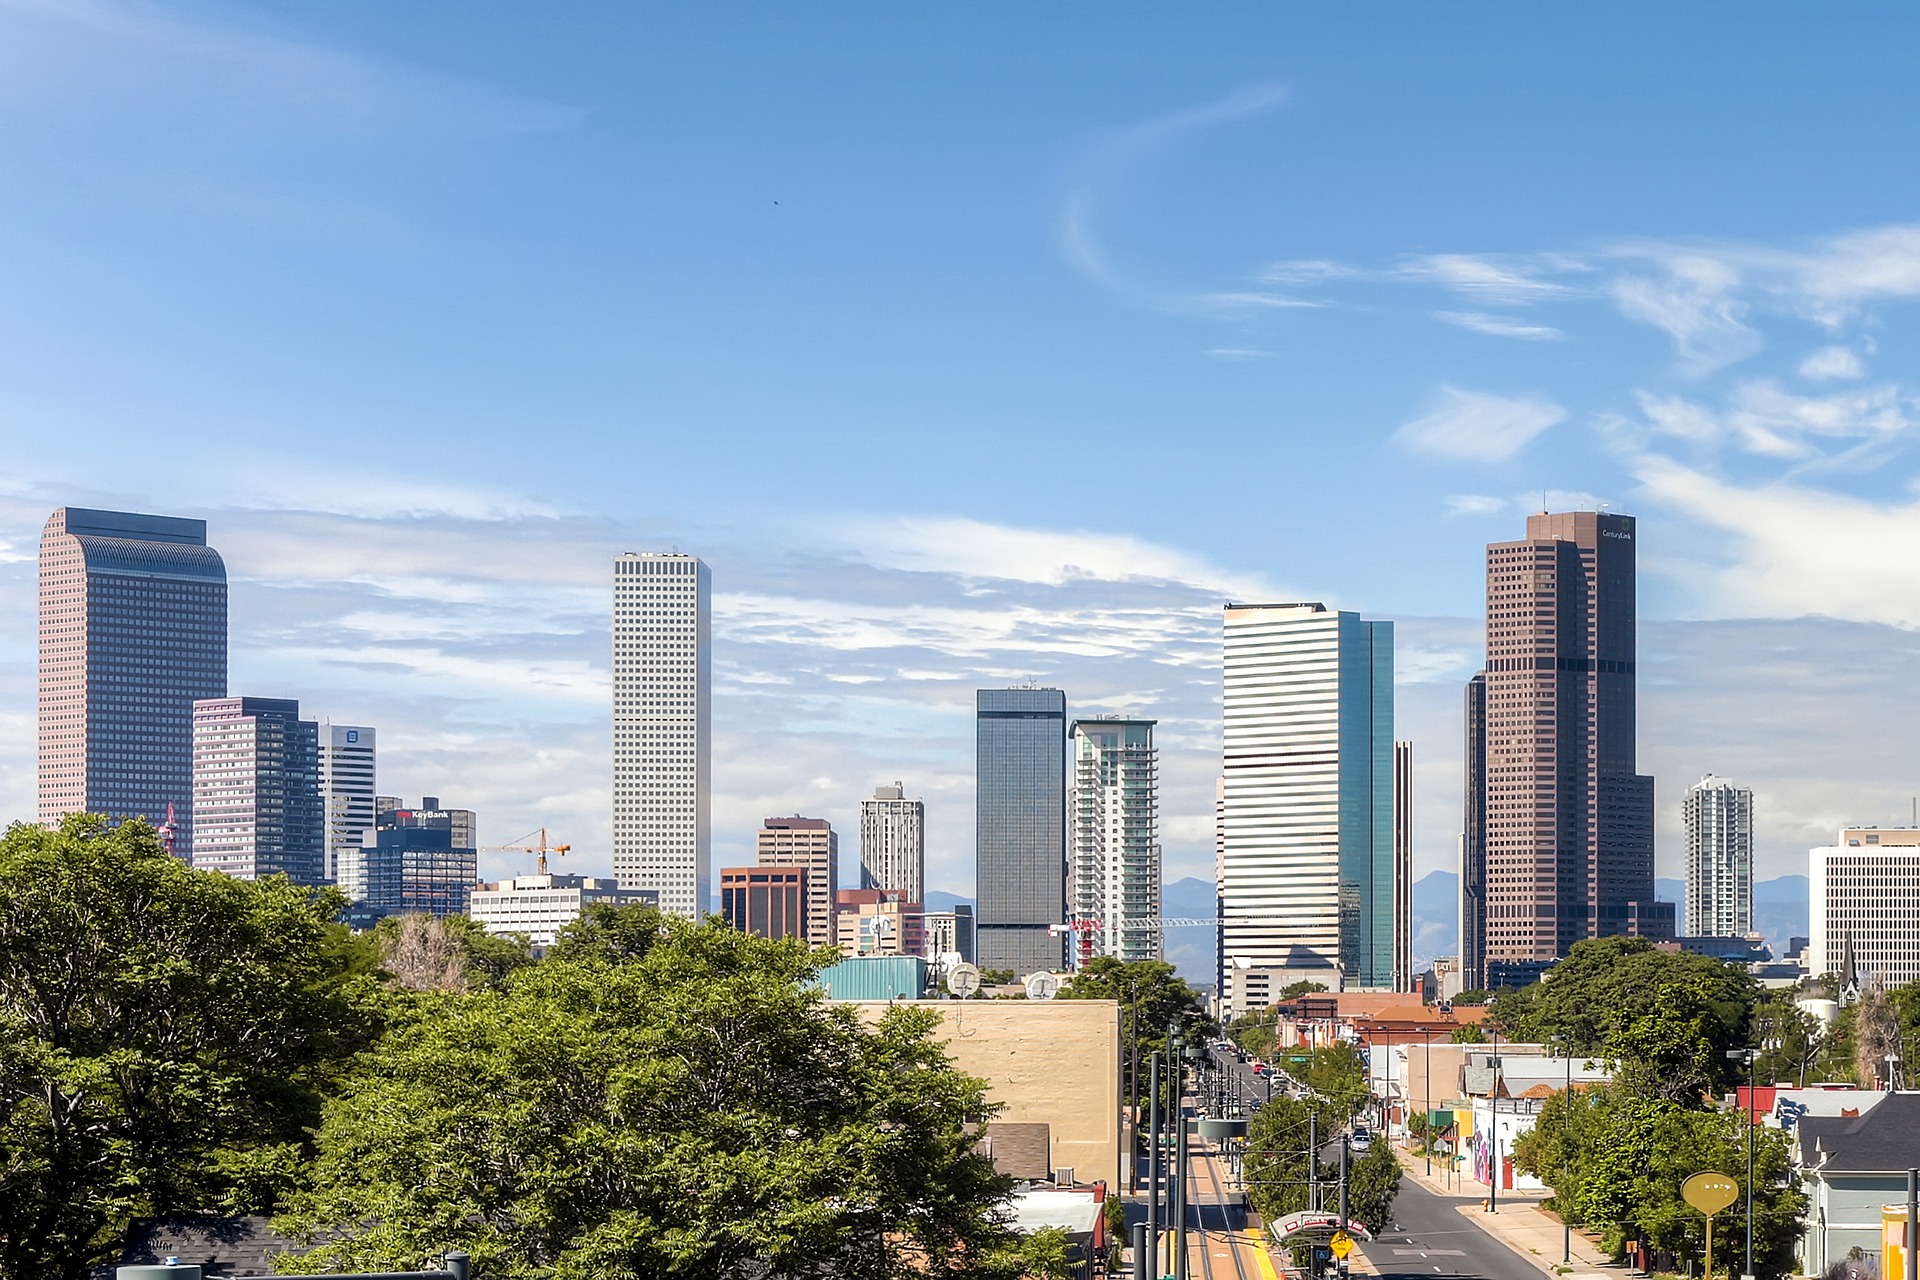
5;3;1920;917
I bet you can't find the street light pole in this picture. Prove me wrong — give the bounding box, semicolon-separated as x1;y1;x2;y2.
1727;1047;1760;1280
1560;1039;1572;1264
1423;1027;1435;1177
1488;1023;1501;1215
1147;1051;1161;1279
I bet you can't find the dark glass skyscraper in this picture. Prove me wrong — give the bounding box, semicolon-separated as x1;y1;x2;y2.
1468;511;1670;986
39;507;227;853
190;696;324;884
975;687;1067;975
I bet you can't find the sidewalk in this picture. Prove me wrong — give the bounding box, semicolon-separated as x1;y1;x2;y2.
1394;1147;1621;1280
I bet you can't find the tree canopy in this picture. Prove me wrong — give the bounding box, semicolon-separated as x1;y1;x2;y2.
1489;937;1756;1100
281;918;1065;1279
0;816;372;1280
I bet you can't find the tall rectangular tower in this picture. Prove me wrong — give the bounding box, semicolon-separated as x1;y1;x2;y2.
38;507;227;853
318;724;377;884
1218;603;1394;1016
975;686;1068;976
1683;775;1753;937
756;816;838;948
859;783;926;903
190;696;324;884
1477;511;1667;985
1069;717;1160;965
1460;674;1488;990
1393;740;1413;993
611;552;712;919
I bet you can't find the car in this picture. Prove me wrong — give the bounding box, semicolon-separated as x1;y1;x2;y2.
1250;1060;1266;1075
1349;1128;1373;1152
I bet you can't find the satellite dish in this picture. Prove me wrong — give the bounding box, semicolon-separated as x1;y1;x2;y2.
1026;971;1062;1001
947;963;981;999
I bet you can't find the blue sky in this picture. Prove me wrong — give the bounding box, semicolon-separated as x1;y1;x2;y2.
5;3;1920;938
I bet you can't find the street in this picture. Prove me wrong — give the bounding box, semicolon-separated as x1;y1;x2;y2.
1354;1172;1547;1280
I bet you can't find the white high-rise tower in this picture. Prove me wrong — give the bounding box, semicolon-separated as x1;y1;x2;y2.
318;724;376;887
1683;775;1753;937
859;782;925;903
612;552;711;919
1070;718;1160;965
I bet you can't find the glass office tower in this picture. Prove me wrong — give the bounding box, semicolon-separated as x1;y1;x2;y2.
190;696;324;884
975;687;1068;975
39;507;227;854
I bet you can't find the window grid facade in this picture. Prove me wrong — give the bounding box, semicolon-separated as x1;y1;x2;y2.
1070;718;1160;965
975;687;1067;976
1811;830;1920;986
1684;774;1754;937
1218;603;1394;1017
611;553;712;919
721;866;808;941
38;507;227;854
190;696;323;883
859;783;926;904
319;724;376;886
756;817;838;948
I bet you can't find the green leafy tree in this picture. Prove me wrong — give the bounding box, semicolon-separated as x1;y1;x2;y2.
1060;957;1213;1105
0;816;373;1280
1751;987;1826;1087
279;917;1067;1279
1448;1023;1487;1044
1344;1142;1401;1235
1514;1081;1804;1278
548;900;669;966
1489;937;1756;1100
1243;1093;1347;1221
1279;980;1329;1001
1298;1043;1370;1115
1450;989;1493;1006
1226;1008;1280;1060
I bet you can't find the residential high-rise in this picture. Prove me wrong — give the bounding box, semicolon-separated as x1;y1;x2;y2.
859;783;925;903
1469;512;1671;987
189;697;323;884
318;724;376;884
1069;717;1159;966
38;507;227;853
1810;828;1920;986
756;816;838;948
721;866;809;941
611;552;712;919
975;687;1068;976
1684;775;1754;937
1393;740;1414;993
343;795;478;916
1218;603;1394;1017
1460;674;1488;990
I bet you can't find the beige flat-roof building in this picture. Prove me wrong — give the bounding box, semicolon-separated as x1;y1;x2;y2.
758;816;838;948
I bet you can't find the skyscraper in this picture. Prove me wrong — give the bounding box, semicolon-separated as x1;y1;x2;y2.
190;697;323;883
1393;740;1414;993
756;816;838;948
859;782;925;903
38;507;227;853
1460;674;1488;990
346;795;478;916
318;724;377;884
721;866;809;941
1069;717;1159;965
1810;827;1920;986
611;552;711;919
1218;603;1394;1017
1684;775;1754;938
975;687;1067;976
1469;511;1670;987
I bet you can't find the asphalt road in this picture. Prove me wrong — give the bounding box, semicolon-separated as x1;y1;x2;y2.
1357;1173;1543;1280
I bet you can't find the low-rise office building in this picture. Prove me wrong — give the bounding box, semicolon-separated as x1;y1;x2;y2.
470;873;657;948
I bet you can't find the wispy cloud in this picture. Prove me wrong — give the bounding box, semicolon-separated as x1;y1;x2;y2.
1394;387;1567;463
1258;259;1356;285
1444;494;1506;518
1610;252;1761;375
1434;310;1567;341
1800;346;1865;381
1635;381;1915;463
1397;253;1583;303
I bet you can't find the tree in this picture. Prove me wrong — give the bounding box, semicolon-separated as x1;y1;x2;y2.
548;901;668;966
370;913;534;992
1344;1142;1401;1234
279;916;1068;1279
1298;1043;1369;1115
0;817;372;1280
1489;937;1756;1100
1515;1081;1805;1278
1279;980;1328;1001
1448;1023;1487;1044
1853;976;1902;1088
1059;957;1214;1105
1752;988;1823;1087
1243;1093;1347;1222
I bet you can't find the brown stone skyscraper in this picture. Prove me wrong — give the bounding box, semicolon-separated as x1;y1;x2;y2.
1463;511;1670;987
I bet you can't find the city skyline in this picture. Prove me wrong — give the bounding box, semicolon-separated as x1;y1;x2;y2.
8;7;1920;928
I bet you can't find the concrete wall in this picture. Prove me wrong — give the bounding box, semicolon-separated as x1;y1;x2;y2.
853;999;1122;1189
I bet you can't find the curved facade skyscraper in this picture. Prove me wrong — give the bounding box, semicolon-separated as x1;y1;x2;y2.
38;507;228;853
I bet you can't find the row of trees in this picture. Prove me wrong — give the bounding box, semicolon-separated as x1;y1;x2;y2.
1494;937;1806;1277
0;817;1072;1280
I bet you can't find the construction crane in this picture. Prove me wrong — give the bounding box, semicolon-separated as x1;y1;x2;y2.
1049;915;1255;966
484;828;572;876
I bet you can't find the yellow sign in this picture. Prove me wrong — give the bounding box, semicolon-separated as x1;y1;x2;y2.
1330;1231;1354;1260
1682;1172;1740;1216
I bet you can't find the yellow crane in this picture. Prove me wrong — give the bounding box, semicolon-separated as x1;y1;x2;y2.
485;827;572;876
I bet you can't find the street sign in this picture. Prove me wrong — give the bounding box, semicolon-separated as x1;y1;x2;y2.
1330;1231;1354;1260
1683;1172;1740;1216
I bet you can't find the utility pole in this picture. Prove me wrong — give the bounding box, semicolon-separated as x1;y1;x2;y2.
1309;1111;1319;1211
1148;1051;1161;1279
1423;1028;1434;1177
1727;1047;1760;1280
1562;1041;1573;1264
1488;1026;1501;1215
1339;1133;1351;1228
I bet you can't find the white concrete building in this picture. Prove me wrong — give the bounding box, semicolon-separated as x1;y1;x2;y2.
1218;603;1395;1017
1683;774;1753;937
1811;828;1920;986
611;552;711;919
1069;717;1160;965
469;873;658;948
858;782;925;904
318;724;376;887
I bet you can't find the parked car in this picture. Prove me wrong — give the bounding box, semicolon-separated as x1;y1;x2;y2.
1349;1127;1373;1152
